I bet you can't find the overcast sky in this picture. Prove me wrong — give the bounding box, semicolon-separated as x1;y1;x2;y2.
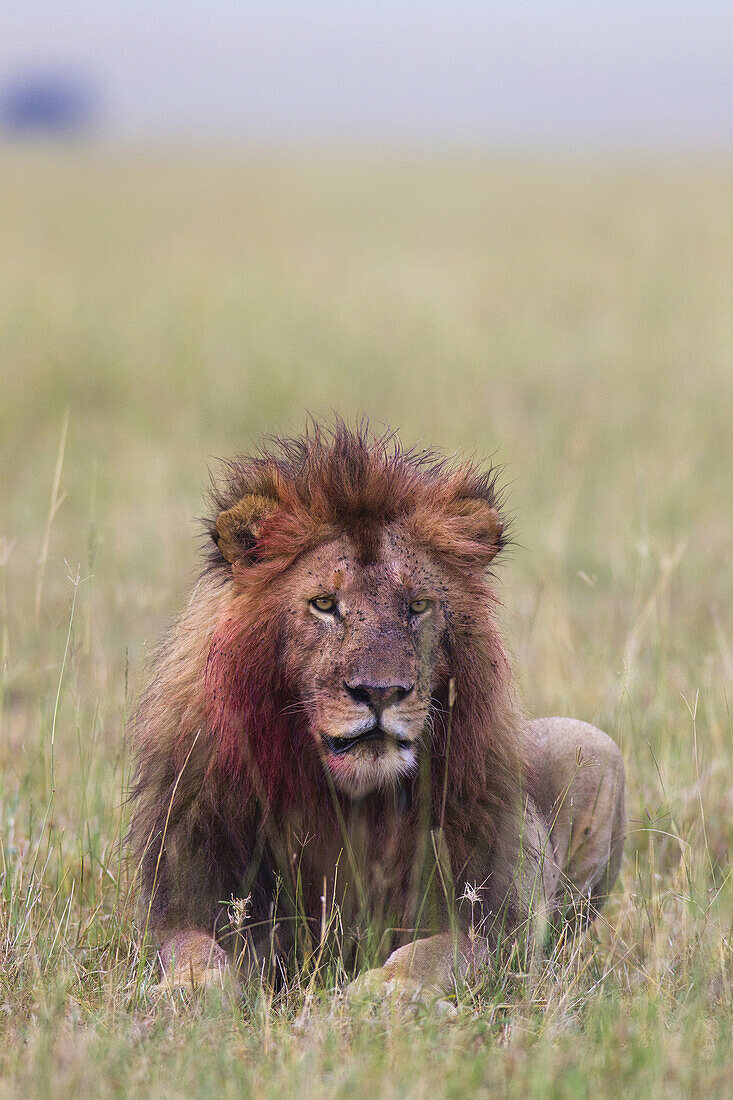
2;1;732;147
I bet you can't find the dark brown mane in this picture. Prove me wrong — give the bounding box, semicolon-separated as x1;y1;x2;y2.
204;419;508;575
132;421;529;948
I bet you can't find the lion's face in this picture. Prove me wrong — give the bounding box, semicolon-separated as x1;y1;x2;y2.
280;528;452;797
210;427;505;802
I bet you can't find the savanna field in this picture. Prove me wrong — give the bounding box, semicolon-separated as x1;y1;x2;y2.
0;148;731;1096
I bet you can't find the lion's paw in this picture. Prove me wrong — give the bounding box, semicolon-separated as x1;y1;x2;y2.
150;964;232;998
150;930;241;1002
346;967;458;1017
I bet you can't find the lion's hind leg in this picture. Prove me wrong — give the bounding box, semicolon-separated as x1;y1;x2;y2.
527;717;626;927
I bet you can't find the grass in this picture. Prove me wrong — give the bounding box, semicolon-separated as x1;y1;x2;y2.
0;145;731;1097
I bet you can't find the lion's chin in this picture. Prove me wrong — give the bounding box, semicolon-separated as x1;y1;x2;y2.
320;734;417;798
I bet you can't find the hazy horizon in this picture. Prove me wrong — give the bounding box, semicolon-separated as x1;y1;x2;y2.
2;1;732;149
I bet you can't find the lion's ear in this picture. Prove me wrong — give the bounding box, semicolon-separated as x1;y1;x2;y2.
421;497;504;567
215;493;279;564
450;498;504;563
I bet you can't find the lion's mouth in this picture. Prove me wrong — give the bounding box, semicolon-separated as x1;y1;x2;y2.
321;726;411;757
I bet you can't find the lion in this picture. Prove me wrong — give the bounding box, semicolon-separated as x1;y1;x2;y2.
130;422;625;1000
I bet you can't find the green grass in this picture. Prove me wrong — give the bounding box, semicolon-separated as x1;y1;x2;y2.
0;146;731;1097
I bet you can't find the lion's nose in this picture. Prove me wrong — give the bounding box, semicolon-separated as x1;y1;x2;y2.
344;680;414;713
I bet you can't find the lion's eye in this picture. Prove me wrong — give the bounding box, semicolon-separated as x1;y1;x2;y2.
409;598;432;615
310;595;338;614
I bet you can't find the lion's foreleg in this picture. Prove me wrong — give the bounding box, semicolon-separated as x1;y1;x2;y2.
137;809;248;992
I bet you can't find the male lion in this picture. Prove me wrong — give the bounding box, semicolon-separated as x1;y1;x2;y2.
130;423;625;999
